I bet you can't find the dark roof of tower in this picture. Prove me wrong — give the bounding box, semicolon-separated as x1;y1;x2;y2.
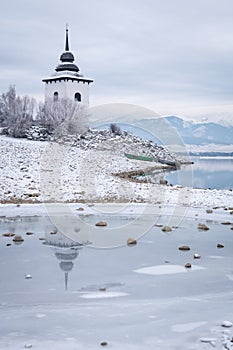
56;62;79;72
55;27;80;73
60;51;74;63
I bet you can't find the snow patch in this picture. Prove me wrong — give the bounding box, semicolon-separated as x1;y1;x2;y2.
172;321;207;333
134;264;205;275
80;291;129;299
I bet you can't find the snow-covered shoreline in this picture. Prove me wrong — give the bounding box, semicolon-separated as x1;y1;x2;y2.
0;135;232;215
0;201;232;224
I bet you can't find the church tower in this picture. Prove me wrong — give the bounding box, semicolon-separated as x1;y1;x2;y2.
42;26;93;107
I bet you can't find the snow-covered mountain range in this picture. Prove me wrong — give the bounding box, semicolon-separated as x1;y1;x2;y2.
126;116;233;151
165;116;233;145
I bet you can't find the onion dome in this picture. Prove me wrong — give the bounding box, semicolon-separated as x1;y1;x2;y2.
55;26;80;73
60;51;74;62
55;63;79;72
55;251;79;260
59;261;73;272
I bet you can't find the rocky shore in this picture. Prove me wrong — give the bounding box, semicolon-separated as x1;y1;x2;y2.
0;132;232;209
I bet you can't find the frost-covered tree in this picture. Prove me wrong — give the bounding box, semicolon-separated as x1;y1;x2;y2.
0;85;36;137
0;86;89;139
9;95;36;138
110;123;122;135
0;85;17;126
37;98;89;136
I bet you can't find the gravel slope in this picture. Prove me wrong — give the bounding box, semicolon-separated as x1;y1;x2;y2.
0;135;232;209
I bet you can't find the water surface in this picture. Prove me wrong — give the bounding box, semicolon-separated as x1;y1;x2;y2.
1;213;233;349
166;156;233;190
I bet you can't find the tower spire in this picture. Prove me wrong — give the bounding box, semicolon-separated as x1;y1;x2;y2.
65;272;68;291
65;24;69;51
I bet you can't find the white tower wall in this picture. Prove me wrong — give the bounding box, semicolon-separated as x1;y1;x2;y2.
44;79;91;107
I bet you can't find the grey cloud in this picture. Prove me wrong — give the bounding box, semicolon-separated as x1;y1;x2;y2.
1;0;233;119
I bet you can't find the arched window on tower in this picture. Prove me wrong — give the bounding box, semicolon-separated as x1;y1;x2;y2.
74;92;81;102
53;91;59;102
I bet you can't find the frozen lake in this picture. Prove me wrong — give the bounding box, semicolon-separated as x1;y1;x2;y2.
1;208;233;349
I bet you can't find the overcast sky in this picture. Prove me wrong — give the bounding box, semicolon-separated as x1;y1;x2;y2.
1;0;233;122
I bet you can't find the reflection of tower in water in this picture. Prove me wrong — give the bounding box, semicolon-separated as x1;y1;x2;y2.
43;231;83;290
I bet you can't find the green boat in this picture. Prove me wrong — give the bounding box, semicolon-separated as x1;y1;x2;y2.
124;153;155;162
124;153;177;167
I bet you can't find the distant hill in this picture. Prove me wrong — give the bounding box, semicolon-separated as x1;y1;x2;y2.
130;116;233;146
97;116;233;149
165;116;233;145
